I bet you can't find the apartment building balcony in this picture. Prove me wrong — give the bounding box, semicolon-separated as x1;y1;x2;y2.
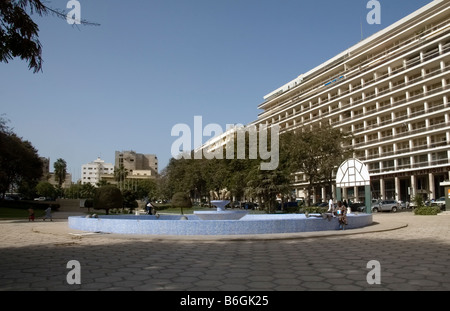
259;20;450;122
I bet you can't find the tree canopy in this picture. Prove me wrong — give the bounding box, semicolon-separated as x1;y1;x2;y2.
0;0;99;73
162;125;353;210
93;185;123;215
0;117;43;198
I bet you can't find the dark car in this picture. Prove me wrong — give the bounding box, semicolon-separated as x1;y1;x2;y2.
350;202;366;212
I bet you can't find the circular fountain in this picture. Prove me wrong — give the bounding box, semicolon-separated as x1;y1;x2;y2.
68;206;373;236
193;200;248;220
68;185;372;236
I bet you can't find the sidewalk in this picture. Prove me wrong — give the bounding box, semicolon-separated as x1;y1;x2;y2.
0;211;449;291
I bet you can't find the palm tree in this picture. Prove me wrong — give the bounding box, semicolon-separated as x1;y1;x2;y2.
114;165;128;190
54;158;67;187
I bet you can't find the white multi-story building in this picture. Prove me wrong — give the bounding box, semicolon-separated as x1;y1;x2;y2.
200;0;450;204
254;0;450;203
81;157;114;186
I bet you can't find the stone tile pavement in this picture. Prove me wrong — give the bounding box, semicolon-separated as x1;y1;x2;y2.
0;211;449;292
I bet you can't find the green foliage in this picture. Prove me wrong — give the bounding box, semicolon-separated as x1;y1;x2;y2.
0;200;59;211
93;186;123;215
0;117;43;198
414;206;441;216
84;198;94;208
35;181;56;198
53;158;67;188
299;206;328;214
135;179;157;200
65;182;97;199
122;189;138;209
412;195;426;209
0;0;99;73
282;125;353;206
171;192;192;215
0;0;46;73
162;126;351;209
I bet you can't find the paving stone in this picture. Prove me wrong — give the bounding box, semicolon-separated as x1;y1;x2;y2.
1;213;450;292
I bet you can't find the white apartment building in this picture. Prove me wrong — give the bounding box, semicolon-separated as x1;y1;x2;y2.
254;0;450;203
81;157;114;186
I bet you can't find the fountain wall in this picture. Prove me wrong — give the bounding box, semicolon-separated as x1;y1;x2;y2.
68;213;373;236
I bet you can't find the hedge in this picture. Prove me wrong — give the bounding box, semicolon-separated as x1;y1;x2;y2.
414;206;441;216
0;200;60;211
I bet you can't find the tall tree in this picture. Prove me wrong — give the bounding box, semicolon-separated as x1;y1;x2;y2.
0;117;43;198
282;125;353;206
114;165;128;190
0;0;99;73
53;158;67;188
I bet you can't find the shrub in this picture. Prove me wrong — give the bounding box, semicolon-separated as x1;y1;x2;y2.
299;206;328;214
414;206;441;216
171;192;192;215
0;200;59;211
93;186;123;215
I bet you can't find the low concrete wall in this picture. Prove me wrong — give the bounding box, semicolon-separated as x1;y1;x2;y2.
68;213;373;236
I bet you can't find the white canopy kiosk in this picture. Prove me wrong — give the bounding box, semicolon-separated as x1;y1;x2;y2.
335;158;372;213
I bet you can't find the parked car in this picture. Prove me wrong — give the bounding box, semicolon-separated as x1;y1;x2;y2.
349;202;366;212
34;197;47;201
372;200;400;212
432;197;446;211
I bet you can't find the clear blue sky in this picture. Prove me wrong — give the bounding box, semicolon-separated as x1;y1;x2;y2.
0;0;431;181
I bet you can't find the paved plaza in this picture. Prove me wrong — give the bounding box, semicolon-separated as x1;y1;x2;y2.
0;211;449;292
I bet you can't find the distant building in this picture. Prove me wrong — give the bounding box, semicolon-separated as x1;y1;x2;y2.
40;157;50;179
48;173;73;189
39;157;72;189
81;157;114;186
115;150;158;177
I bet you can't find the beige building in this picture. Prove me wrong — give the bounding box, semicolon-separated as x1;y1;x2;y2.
39;157;72;189
115;150;158;177
253;0;450;203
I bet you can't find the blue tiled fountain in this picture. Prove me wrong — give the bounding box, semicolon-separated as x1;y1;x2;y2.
68;200;373;236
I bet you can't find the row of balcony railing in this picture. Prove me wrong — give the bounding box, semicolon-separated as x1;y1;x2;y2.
357;140;450;161
259;23;450;124
368;157;449;174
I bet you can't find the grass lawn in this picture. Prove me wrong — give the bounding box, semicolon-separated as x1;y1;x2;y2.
0;207;30;219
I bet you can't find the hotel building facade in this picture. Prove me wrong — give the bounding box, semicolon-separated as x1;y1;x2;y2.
198;1;450;204
253;0;450;203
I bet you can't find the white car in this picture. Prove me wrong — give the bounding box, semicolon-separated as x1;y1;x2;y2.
372;200;400;213
432;197;446;211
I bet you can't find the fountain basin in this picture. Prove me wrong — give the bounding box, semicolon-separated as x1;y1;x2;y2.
194;210;249;220
68;213;373;236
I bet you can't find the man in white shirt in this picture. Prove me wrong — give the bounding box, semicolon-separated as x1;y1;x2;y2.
328;198;335;214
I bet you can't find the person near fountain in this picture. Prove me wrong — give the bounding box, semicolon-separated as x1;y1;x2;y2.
336;201;348;230
146;201;154;215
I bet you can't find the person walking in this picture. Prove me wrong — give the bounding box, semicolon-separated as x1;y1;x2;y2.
43;207;53;221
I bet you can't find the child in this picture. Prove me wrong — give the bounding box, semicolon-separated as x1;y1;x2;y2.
28;208;35;222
